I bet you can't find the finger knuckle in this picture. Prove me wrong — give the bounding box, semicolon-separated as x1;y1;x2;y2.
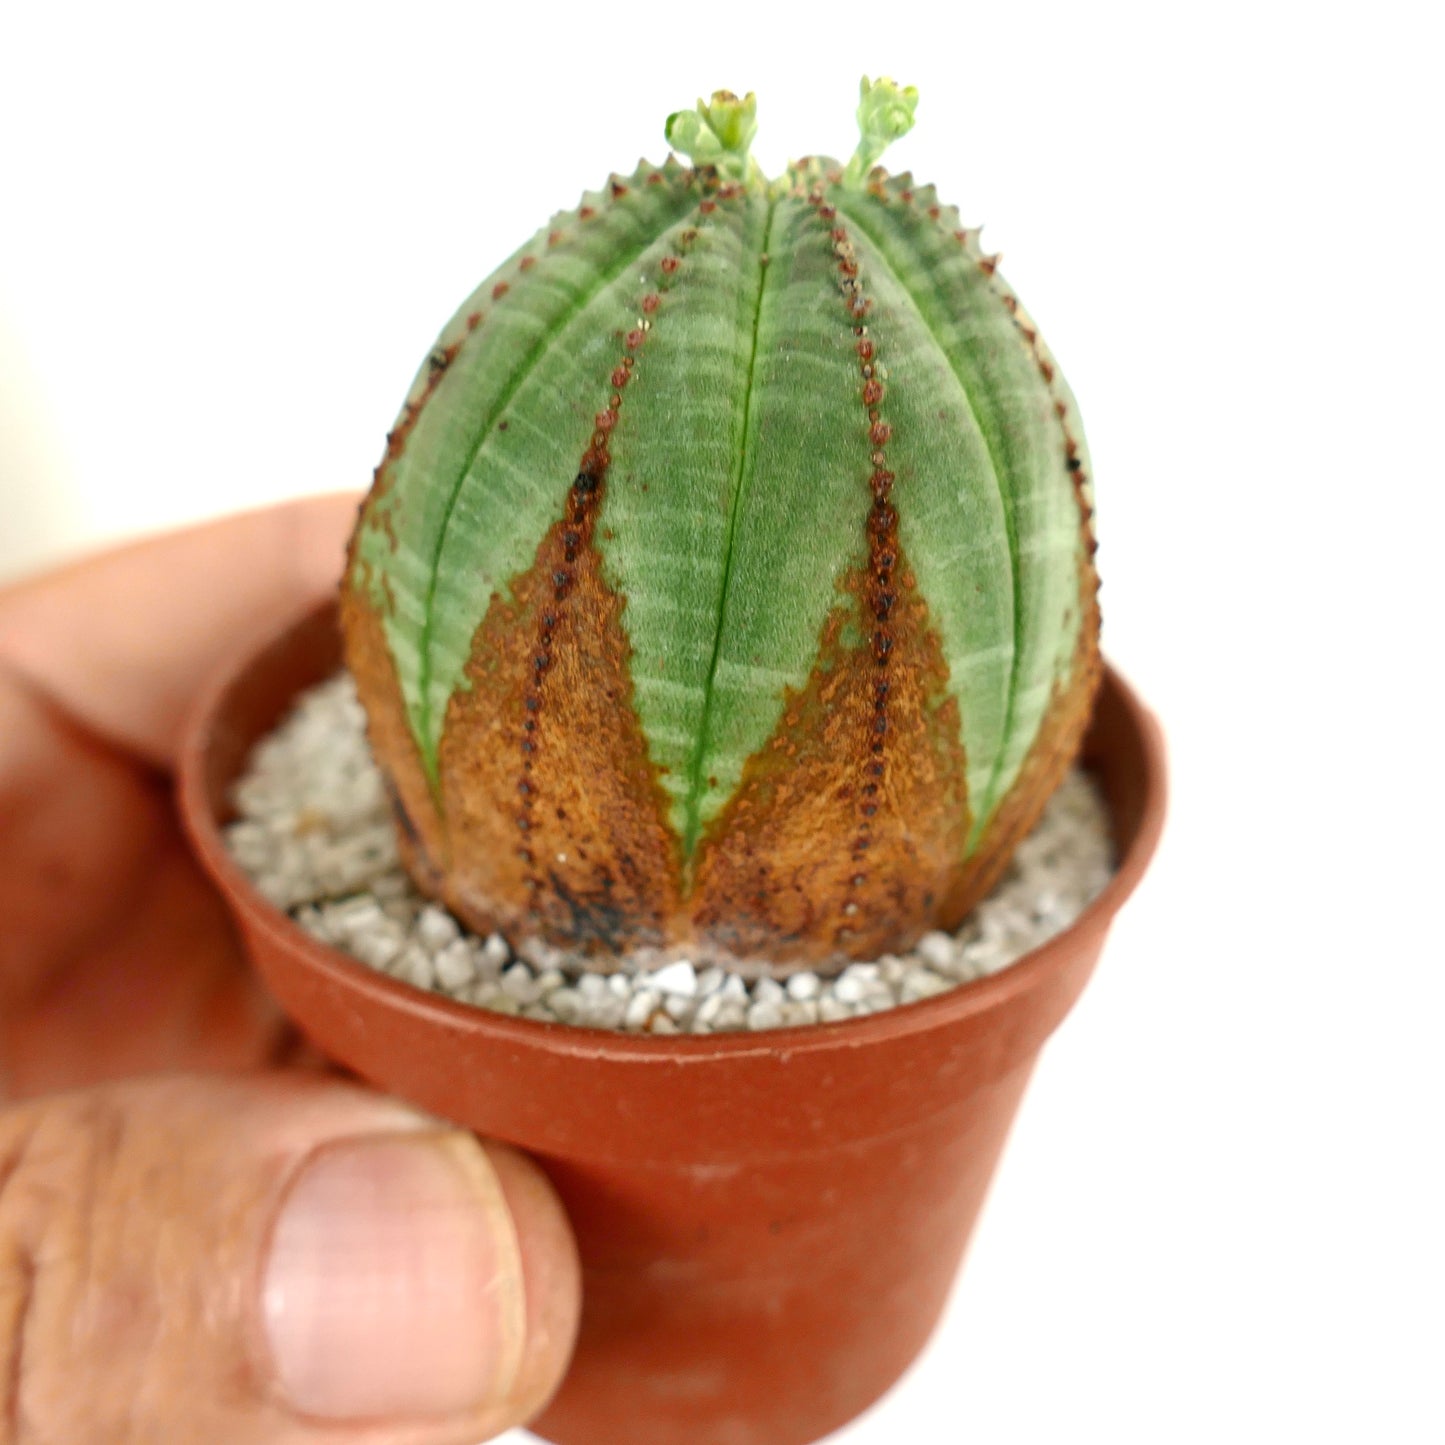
1;1096;134;1443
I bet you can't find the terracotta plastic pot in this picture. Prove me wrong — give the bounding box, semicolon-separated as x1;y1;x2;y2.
179;600;1166;1445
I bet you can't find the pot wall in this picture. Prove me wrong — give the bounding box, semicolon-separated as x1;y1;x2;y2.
182;601;1165;1445
536;1062;1035;1444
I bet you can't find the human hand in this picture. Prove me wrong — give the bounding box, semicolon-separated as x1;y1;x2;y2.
0;498;580;1443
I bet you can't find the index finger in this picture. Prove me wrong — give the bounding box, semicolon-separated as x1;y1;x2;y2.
0;494;360;769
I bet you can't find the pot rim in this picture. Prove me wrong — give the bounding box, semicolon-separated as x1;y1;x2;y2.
179;599;1167;1065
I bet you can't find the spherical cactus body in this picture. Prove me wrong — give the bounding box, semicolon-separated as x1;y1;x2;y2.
343;83;1101;974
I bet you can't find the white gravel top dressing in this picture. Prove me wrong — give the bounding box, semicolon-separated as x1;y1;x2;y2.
226;675;1115;1034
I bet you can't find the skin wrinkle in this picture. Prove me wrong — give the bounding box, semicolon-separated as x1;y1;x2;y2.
0;1083;469;1444
6;1069;576;1439
3;1252;33;1442
1;1089;228;1442
0;1115;41;1441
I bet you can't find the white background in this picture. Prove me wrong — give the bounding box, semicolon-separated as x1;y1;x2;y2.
3;2;1442;1441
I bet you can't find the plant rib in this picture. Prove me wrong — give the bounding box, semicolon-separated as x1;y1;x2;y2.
830;191;1023;837
414;176;703;776
514;190;727;896
680;189;781;860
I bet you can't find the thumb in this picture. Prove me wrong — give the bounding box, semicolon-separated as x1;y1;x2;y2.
0;1074;580;1444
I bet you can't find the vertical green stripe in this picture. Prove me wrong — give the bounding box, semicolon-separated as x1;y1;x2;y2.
596;190;773;842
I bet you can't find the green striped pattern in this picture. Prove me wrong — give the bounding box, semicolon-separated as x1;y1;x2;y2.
828;176;1086;840
351;158;1090;859
352;162;705;780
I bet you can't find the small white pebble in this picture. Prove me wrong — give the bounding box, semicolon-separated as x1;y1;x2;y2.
663;992;695;1022
608;972;633;998
519;937;565;972
648;960;698;996
433;940;477;992
578;996;626;1030
391;946;435;991
378;896;416;926
720;974;749;1001
578;973;609;999
879;955;907;985
696;967;726;996
709;1000;749;1031
547;989;583;1025
625;989;661;1029
648;1013;680;1034
900;967;952;1004
695;993;726;1026
352;929;403;972
480;933;511;969
819;995;855;1023
753;976;785;1004
501;963;541;1003
785;972;820;1001
748;1001;786;1030
855;993;898;1016
952;954;988;983
295;906;335;944
416;905;461;952
329;897;386;936
779;1000;819;1027
915;932;956;971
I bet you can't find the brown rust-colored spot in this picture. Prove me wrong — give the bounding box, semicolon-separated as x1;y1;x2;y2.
434;489;682;953
689;560;970;969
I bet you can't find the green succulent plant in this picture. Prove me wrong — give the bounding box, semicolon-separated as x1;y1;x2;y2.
343;80;1101;973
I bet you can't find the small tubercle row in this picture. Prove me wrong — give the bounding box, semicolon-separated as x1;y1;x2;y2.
857;168;1095;553
511;185;741;899
371;158;721;508
807;188;903;946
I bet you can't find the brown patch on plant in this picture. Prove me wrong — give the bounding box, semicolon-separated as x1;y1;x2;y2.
690;556;971;968
435;485;683;954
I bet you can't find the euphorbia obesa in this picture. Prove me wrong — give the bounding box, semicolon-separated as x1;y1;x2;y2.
343;81;1101;973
